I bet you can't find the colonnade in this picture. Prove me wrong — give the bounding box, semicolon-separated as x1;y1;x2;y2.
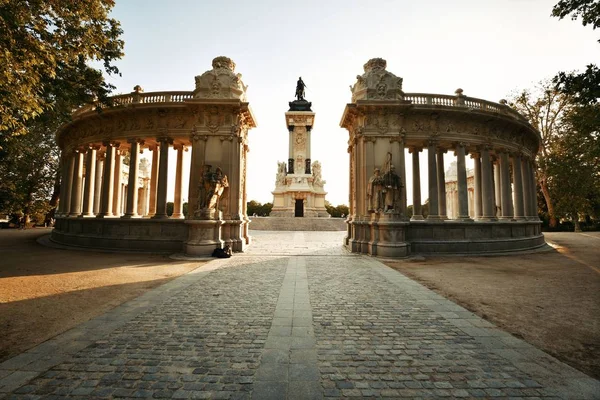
56;138;188;220
408;142;538;222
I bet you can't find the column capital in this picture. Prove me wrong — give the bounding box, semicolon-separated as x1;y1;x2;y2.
173;144;188;151
157;136;174;145
85;143;101;151
102;140;120;148
408;146;422;153
437;147;448;155
128;137;145;145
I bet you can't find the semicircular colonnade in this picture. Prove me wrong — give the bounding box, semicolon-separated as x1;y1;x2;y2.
51;57;544;256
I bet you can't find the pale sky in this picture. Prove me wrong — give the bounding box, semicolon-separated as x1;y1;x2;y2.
104;0;598;206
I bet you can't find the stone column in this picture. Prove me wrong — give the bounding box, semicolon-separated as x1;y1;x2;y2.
480;146;496;220
148;145;159;216
58;152;72;216
436;149;447;219
123;139;143;218
522;157;532;219
472;153;483;219
172;144;185;219
427;140;440;220
97;142;116;218
62;152;76;216
288;128;294;174
68;150;84;217
493;159;501;217
153;137;171;219
81;145;98;217
511;153;525;220
499;151;513;220
410;147;423;220
528;159;539;220
93;153;104;215
112;149;123;217
455;143;471;220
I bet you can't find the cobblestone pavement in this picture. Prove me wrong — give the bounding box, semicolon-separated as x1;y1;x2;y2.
1;231;599;399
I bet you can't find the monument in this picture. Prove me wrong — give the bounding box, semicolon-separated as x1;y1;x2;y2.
270;78;330;218
51;56;256;255
341;58;545;256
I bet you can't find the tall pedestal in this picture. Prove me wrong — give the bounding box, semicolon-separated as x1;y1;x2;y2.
185;217;225;256
270;101;330;218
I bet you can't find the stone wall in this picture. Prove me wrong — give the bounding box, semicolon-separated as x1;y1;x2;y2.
249;217;346;231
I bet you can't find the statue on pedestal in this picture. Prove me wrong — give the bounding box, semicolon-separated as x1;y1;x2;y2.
383;164;403;212
195;165;229;218
295;77;306;101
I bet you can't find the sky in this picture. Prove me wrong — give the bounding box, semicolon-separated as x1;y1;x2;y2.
103;0;598;206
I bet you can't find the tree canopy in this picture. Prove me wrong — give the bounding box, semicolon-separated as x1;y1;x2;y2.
0;0;124;136
552;0;600;104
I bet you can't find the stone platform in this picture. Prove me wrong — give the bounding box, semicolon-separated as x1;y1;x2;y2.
1;231;598;399
249;217;345;231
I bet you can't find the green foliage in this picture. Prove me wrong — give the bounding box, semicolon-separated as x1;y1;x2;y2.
324;201;349;218
546;104;600;229
509;80;574;227
0;115;60;221
552;0;600;38
247;200;272;216
0;0;124;136
552;0;600;103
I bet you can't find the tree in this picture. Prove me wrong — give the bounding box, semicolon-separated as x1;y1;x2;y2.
552;0;600;104
509;80;574;228
546;104;600;230
0;0;124;137
0;115;60;224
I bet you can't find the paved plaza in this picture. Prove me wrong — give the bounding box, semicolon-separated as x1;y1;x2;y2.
1;231;599;399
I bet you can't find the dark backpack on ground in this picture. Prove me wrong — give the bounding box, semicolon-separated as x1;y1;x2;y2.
212;246;232;258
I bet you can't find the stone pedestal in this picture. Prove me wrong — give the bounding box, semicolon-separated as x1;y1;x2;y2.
367;213;410;257
185;217;224;256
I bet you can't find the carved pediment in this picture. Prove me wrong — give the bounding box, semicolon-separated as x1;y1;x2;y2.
351;58;404;102
193;56;248;101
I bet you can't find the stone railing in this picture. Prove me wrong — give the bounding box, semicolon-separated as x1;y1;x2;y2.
403;91;525;122
73;91;194;116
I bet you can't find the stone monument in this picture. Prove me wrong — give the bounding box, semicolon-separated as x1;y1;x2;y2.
270;79;330;218
185;56;257;255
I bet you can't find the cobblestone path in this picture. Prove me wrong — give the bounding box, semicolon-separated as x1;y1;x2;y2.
1;232;599;399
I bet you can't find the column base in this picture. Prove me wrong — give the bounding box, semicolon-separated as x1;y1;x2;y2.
456;216;474;222
171;213;184;219
476;216;498;222
426;215;444;221
95;213;114;219
410;215;424;221
121;214;141;219
151;214;169;220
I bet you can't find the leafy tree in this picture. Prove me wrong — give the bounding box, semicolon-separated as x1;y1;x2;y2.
509;80;574;228
552;0;600;104
0;0;124;222
0;115;60;223
0;0;124;137
546;104;600;230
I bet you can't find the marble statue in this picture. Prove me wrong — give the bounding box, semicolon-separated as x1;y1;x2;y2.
196;165;229;214
276;161;287;186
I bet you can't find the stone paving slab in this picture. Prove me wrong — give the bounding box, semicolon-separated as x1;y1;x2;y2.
0;231;599;399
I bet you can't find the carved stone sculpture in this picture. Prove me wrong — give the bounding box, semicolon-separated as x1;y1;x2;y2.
367;168;384;211
383;164;403;212
195;165;229;218
193;56;248;101
312;161;325;187
350;58;404;102
276;161;287;187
